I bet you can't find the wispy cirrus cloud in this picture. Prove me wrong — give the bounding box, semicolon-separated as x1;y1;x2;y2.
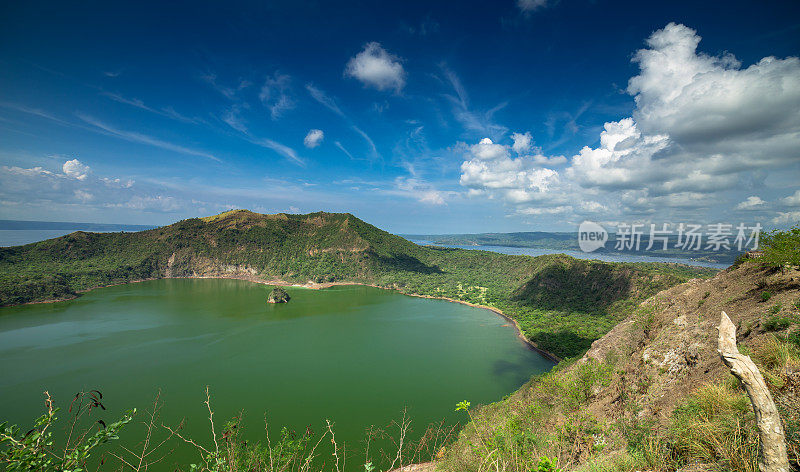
217;105;305;166
351;126;379;158
259;72;295;119
101;92;201;124
76;113;221;162
221;105;249;133
200;69;301;164
250;137;305;166
305;83;345;118
440;66;508;139
305;83;381;160
334;141;359;161
200;73;251;100
0;102;75;127
2;102;223;163
517;0;554;13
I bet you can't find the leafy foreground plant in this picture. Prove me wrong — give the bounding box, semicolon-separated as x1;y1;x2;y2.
0;391;134;471
1;387;460;472
173;390;458;472
759;225;800;270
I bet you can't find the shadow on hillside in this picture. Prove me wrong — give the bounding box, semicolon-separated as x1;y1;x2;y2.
375;253;443;274
529;330;594;358
512;263;633;314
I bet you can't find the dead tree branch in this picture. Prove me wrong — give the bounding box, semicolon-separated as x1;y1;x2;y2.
717;311;789;472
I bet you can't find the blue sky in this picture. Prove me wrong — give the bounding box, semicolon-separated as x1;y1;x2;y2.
1;0;799;233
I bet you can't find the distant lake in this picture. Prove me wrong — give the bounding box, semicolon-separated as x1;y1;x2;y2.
0;229;81;246
0;224;154;247
408;240;729;269
0;279;552;470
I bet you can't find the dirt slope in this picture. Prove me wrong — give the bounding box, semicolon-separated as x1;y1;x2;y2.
581;261;799;424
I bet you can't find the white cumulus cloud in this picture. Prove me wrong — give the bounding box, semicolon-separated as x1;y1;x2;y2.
782;190;800;207
459;23;800;225
511;132;533;154
395;177;446;205
345;42;406;93
62;159;91;180
460;138;563;205
736;196;766;210
566;23;800;197
304;129;324;148
773;211;800;225
74;189;94;202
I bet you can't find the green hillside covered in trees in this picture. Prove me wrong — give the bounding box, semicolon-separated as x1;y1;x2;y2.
0;210;716;358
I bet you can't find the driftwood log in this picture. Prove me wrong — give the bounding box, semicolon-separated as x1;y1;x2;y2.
717;311;789;472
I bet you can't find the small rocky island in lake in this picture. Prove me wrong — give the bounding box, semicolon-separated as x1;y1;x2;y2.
267;287;291;303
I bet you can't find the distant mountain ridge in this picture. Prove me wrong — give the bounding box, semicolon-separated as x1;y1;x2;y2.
404;230;740;264
0;209;716;359
0;209;444;307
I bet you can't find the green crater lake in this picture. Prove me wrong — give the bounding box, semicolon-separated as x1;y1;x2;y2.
0;279;554;469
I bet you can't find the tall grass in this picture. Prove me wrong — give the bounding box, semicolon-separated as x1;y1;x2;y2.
1;388;459;472
666;383;759;472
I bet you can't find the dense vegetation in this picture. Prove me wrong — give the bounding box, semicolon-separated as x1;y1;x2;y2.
439;226;800;472
760;225;800;270
3;218;798;471
267;286;291;303
0;209;714;359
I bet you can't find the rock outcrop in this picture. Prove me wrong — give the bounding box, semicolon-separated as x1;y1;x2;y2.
267;287;291;303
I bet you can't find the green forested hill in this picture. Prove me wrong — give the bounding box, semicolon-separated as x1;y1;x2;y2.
0;209;717;358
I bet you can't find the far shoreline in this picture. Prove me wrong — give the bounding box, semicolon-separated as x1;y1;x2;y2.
3;274;563;363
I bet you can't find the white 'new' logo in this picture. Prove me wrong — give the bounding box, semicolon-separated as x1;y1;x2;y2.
578;221;608;253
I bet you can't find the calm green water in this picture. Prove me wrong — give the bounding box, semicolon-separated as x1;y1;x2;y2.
0;279;553;469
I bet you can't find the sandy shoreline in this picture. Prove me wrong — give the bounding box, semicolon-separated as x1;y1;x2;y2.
7;274;562;363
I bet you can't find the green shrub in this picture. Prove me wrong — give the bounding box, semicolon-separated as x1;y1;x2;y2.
760;225;800;269
764;316;792;332
789;331;800;350
0;391;133;471
537;456;562;472
761;291;773;302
